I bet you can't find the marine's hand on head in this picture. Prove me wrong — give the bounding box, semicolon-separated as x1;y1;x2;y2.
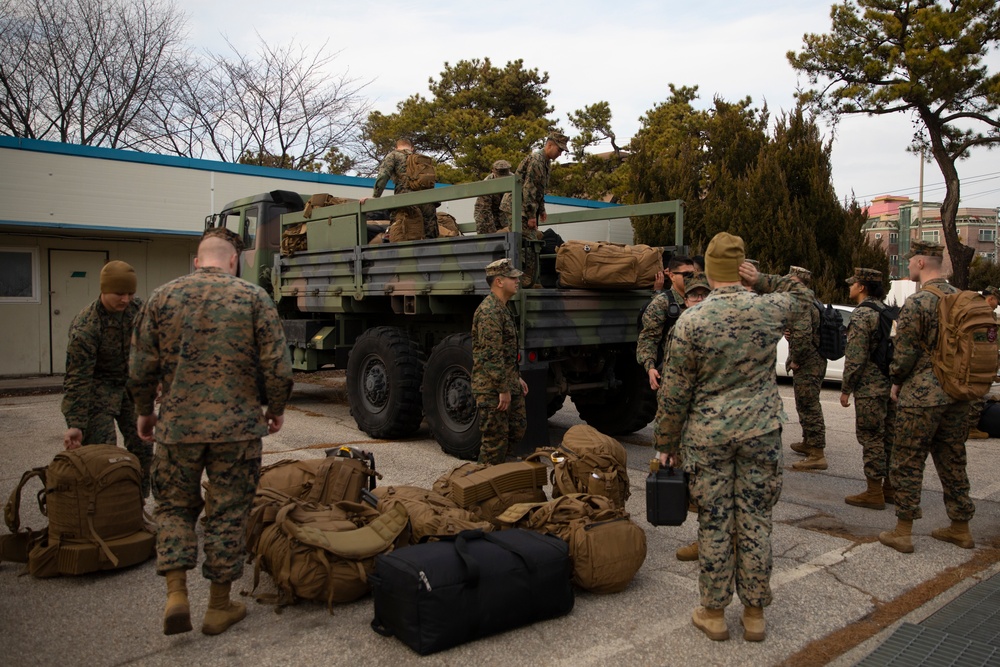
738;260;759;286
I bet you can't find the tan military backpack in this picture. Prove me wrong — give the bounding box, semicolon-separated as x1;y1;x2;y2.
372;485;494;544
526;424;631;510
923;286;1000;400
403;153;436;191
497;493;646;593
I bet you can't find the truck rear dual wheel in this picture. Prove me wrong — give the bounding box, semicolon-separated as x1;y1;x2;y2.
575;354;657;436
422;333;482;460
346;327;425;439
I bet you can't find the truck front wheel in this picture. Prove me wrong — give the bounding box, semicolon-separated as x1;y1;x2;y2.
422;333;481;460
346;327;425;439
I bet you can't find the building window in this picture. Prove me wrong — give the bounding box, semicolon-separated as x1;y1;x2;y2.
979;229;996;242
921;230;940;242
980;252;996;261
889;255;899;265
889;232;898;244
875;233;882;240
0;247;40;303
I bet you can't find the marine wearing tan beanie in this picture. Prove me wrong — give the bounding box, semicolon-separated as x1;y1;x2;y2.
100;260;137;294
704;232;745;282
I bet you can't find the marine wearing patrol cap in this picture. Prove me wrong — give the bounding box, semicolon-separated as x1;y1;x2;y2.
547;132;569;152
683;271;711;296
982;286;1000;299
492;160;511;175
905;239;944;259
845;267;883;285
788;266;812;285
485;258;523;278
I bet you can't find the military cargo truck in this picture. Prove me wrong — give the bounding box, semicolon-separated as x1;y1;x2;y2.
205;176;685;459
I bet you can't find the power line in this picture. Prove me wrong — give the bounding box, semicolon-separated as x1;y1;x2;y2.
856;171;1000;200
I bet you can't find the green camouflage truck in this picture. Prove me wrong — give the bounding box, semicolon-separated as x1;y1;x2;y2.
205;176;685;459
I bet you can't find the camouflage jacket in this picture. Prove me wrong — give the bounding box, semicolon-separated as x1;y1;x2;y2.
128;267;294;443
841;297;891;398
62;297;143;429
788;293;823;367
890;277;960;408
372;149;415;198
474;174;507;234
636;287;684;372
654;274;810;454
499;150;550;221
471;292;520;397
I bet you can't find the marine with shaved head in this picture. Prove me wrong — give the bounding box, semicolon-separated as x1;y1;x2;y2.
129;227;293;637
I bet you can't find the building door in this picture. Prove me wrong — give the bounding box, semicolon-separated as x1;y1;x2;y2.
49;249;107;374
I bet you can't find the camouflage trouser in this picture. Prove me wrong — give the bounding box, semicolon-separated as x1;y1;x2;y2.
854;395;896;480
684;429;783;609
792;359;827;448
83;398;153;498
891;403;975;522
152;439;262;583
968;398;985;431
476;391;526;465
519;226;542;288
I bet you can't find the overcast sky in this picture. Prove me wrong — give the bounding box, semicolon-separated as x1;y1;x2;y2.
176;0;1000;210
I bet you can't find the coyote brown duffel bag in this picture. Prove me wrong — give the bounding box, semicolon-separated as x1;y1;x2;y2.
555;241;662;289
432;462;547;525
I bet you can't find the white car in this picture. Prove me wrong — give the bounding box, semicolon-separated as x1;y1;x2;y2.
775;304;856;383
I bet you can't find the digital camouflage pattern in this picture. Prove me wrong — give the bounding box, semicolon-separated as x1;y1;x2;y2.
152;438;262;581
688;430;783;608
889;278;974;523
62;297;152;495
520;228;543;288
129;266;294;443
654;273;810;609
474;173;508;234
129;265;293;582
636;288;683;373
842;297;895;480
890;278;960;408
788;296;827;449
372;148;437;238
472;291;524;464
500;150;551;223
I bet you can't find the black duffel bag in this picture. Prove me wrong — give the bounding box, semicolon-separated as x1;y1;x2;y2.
370;528;574;655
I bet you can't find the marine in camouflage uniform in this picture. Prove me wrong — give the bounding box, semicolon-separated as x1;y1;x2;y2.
879;240;976;554
785;266;828;471
840;268;896;509
500;132;568;288
655;233;810;642
129;227;294;635
371;138;438;239
472;258;528;465
474;160;511;234
62;260;153;497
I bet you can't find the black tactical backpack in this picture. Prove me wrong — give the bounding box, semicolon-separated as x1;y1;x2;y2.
855;301;900;376
815;301;847;361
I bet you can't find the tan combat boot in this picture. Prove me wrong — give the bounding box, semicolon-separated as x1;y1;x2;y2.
692;606;729;641
845;478;885;510
967;428;990;440
931;521;975;549
201;582;247;636
163;570;192;635
791;447;828;471
789;441;810;456
878;519;914;553
675;541;699;562
882;478;895;505
742;605;766;642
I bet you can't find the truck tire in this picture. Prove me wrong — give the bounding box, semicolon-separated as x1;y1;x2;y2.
347;327;425;439
574;356;657;436
422;334;481;460
546;394;566;418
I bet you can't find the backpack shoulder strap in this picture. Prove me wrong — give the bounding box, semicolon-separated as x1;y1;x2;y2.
4;467;47;534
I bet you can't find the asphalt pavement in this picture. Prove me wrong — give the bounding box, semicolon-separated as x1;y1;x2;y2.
1;378;998;667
